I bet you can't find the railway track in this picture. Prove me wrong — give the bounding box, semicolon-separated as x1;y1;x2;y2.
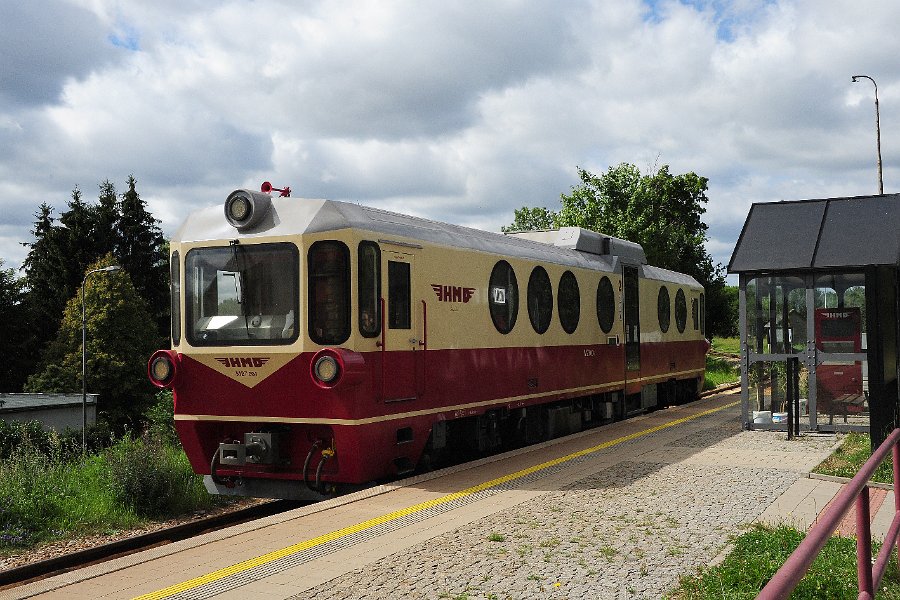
0;499;302;591
1;377;743;592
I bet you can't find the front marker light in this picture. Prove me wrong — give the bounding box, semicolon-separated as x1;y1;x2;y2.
148;350;178;388
313;355;340;384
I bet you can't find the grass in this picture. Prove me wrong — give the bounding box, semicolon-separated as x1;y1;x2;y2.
668;523;900;599
703;337;740;391
813;432;894;485
0;433;225;554
704;355;740;391
711;336;740;355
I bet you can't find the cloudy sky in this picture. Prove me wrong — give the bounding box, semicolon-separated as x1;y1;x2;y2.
1;0;897;277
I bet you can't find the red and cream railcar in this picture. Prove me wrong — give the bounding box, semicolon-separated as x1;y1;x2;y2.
148;188;708;499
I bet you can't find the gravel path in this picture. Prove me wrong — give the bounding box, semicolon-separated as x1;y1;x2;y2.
305;412;838;600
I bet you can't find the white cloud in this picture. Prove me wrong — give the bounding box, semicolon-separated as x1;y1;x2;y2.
2;0;899;277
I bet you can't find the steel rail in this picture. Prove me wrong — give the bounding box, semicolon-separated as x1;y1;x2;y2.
0;499;299;591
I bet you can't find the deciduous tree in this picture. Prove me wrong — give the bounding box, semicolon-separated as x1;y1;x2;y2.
24;254;158;426
505;163;733;337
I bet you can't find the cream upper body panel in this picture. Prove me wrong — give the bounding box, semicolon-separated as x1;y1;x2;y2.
171;195;703;354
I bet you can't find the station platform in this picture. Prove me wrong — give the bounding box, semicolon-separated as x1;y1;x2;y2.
3;390;862;599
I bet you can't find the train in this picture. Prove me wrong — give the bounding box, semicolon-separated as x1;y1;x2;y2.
148;184;708;500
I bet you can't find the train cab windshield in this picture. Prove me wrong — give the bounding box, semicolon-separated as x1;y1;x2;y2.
185;242;299;346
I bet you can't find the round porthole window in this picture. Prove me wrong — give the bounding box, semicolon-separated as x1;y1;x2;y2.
489;260;518;334
558;271;580;334
528;266;553;334
675;288;687;333
658;286;671;333
596;276;615;334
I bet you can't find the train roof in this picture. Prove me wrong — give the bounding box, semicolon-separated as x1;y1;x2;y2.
174;193;700;287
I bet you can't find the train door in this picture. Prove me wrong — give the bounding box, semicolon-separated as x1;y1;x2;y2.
382;251;418;402
623;265;641;393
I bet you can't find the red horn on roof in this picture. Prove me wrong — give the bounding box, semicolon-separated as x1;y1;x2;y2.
260;181;291;197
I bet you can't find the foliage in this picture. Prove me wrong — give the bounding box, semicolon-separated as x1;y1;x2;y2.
709;284;739;338
144;389;178;446
20;202;69;377
0;259;29;391
103;435;211;518
0;419;118;463
504;163;734;338
813;432;893;485
0;434;220;552
117;175;170;342
501;206;556;232
19;176;170;390
668;523;900;599
24;254;159;426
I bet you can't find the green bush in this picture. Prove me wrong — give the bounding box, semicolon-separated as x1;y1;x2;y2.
102;435;213;518
0;420;55;459
0;448;59;547
143;389;177;445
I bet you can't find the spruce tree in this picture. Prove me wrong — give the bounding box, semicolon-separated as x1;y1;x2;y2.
0;259;28;391
94;179;121;258
59;187;99;297
21;203;70;360
117;175;169;341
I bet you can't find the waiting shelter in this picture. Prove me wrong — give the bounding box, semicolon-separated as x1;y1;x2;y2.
728;193;900;447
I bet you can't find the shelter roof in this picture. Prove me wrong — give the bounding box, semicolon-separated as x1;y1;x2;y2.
728;194;900;274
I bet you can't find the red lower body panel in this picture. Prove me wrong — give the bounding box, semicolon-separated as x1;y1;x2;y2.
174;340;706;486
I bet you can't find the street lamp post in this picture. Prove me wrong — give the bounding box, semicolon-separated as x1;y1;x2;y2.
81;265;121;452
851;74;884;194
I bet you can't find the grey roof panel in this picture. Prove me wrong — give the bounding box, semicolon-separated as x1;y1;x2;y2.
728;193;900;273
814;196;900;268
727;200;826;272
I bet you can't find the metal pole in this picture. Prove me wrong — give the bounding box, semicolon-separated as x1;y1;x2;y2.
852;75;884;194
81;276;87;453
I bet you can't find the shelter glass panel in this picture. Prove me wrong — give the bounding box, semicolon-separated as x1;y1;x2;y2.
748;359;812;431
745;275;806;355
813;273;869;428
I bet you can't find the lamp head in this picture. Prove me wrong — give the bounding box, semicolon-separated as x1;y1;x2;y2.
103;265;121;272
852;76;859;82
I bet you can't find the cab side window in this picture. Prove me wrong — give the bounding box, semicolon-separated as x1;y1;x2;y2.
309;241;350;344
358;242;381;337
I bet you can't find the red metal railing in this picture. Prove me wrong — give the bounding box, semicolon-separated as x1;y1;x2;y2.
758;428;900;600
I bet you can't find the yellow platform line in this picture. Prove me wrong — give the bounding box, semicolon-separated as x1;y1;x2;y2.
135;399;739;600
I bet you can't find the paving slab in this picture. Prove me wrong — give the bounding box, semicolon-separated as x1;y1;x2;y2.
2;391;848;600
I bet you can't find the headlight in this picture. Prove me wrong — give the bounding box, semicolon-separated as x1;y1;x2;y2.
227;196;251;221
313;355;340;384
224;189;272;230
